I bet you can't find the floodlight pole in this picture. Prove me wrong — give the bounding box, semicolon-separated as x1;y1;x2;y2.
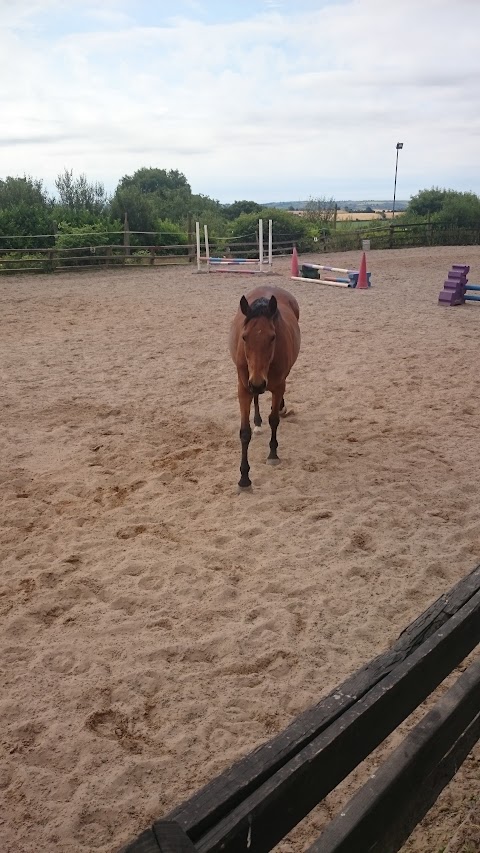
392;142;404;218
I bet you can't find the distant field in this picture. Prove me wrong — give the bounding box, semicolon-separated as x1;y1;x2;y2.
289;210;396;225
336;210;395;221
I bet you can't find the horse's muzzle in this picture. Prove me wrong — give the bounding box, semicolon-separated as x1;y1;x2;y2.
249;380;267;395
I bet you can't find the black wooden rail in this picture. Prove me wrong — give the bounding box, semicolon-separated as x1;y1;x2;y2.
119;564;480;853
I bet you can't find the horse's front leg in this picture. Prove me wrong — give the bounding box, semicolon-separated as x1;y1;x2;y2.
238;382;253;490
253;394;262;434
267;385;285;465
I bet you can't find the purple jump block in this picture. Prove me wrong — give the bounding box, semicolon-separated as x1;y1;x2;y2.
447;270;468;282
439;289;464;306
438;264;471;306
443;279;466;291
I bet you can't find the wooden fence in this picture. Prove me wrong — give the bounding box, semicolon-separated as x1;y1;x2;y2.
324;221;480;253
119;563;480;853
0;242;293;275
2;222;480;276
0;233;293;275
0;243;194;274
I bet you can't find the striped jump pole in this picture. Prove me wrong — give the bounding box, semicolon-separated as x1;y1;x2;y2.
291;276;349;288
465;282;480;302
259;218;263;273
310;264;361;275
209;258;264;264
268;218;273;272
294;261;371;288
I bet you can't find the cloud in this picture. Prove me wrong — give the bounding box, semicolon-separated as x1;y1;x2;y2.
1;0;480;200
0;134;80;147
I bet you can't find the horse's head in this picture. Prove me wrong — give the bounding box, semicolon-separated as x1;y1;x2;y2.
239;294;278;395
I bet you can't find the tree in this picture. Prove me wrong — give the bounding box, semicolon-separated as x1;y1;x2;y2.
0;175;49;208
434;192;480;228
54;168;109;215
109;187;158;239
404;187;480;227
117;167;190;196
303;196;337;224
407;187;451;217
111;167;196;234
222;200;262;220
0;175;54;248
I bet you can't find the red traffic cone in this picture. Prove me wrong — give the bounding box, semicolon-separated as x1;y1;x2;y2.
291;245;299;278
357;251;368;289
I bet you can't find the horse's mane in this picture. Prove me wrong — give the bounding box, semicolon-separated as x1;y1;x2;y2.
244;297;279;323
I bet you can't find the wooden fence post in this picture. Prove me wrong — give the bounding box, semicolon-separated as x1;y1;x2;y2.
124;212;131;263
427;211;433;245
187;213;194;263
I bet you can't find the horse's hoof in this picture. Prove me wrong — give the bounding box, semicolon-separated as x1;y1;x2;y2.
266;457;281;466
280;407;294;418
253;425;263;434
237;483;253;493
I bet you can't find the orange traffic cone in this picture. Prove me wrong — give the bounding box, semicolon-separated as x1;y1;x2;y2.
357;251;368;289
291;245;299;278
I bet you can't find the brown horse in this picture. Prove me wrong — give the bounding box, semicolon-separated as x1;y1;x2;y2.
229;285;301;489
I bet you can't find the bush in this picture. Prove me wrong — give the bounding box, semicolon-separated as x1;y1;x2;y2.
433;193;480;228
0;252;53;274
55;221;123;265
406;187;480;228
229;208;312;256
0;204;55;250
153;219;188;255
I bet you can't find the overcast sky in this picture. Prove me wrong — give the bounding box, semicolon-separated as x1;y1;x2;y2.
2;0;479;203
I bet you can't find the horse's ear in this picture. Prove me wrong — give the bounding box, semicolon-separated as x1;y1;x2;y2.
268;295;278;317
240;296;250;317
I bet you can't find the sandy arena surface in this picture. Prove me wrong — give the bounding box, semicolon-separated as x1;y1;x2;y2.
1;247;479;853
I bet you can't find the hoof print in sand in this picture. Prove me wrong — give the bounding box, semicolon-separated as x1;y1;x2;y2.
85;709;143;753
116;525;147;540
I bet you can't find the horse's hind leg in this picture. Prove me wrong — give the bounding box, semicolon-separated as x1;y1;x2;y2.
279;397;288;417
253;394;262;434
267;387;285;465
